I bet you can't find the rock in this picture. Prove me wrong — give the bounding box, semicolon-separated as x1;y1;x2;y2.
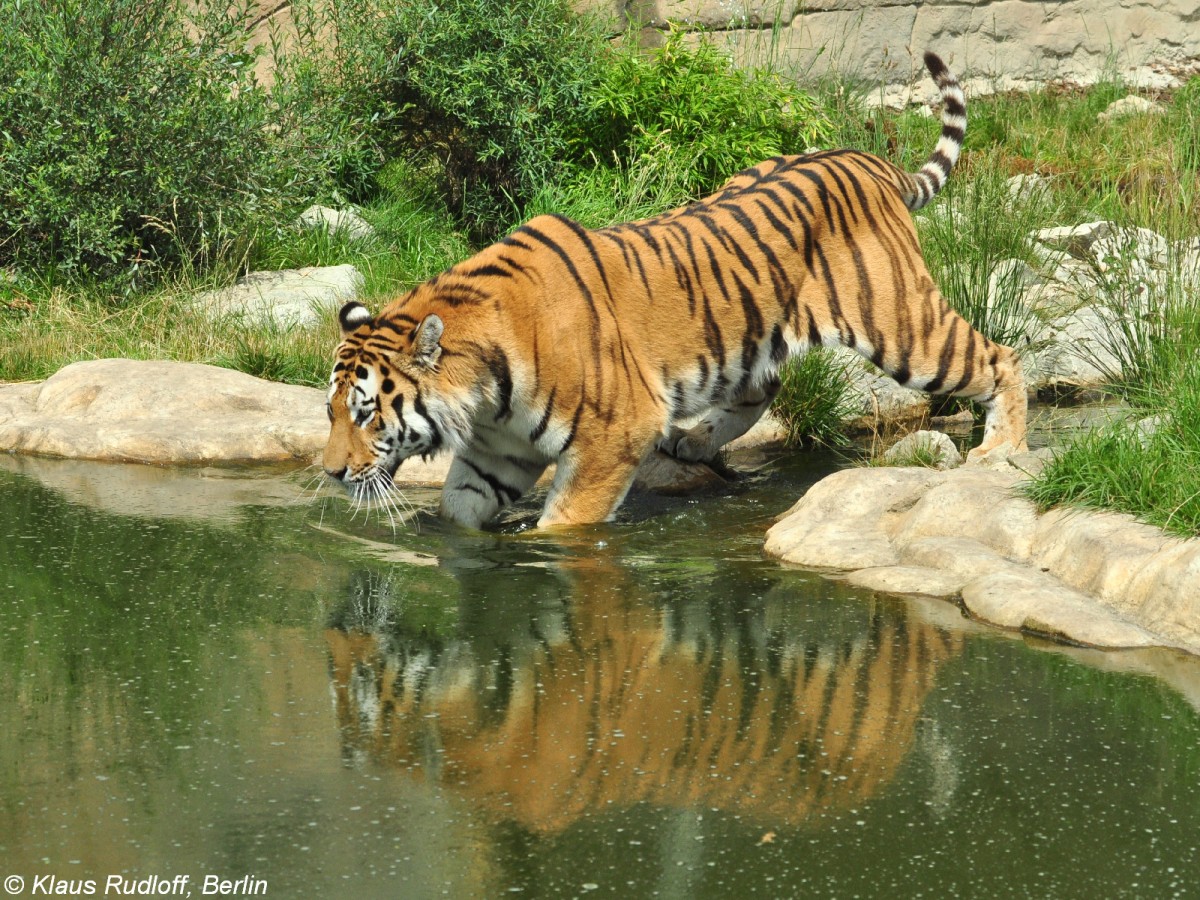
1125;66;1183;92
0;359;329;464
960;571;1163;648
990;257;1042;292
296;205;375;242
1022;282;1078;318
1005;448;1055;478
1097;95;1166;123
765;467;942;570
1034;222;1114;259
882;430;962;470
0;360;774;494
831;348;930;431
903;468;1038;556
843;565;965;598
192;264;364;328
1033;304;1129;388
632;450;727;494
1090;228;1171;272
1006;173;1050;203
765;463;1200;654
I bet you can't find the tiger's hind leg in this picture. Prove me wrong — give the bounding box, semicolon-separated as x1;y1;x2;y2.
878;290;1028;460
963;342;1028;460
656;376;781;464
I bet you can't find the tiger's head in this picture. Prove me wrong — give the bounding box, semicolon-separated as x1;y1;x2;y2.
322;300;454;497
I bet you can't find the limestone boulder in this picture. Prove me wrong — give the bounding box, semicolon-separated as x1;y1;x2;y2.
1032;304;1129;388
765;459;1200;654
0;360;755;494
882;429;962;470
830;347;931;431
296;205;375;242
765;467;942;570
192;264;363;328
0;359;329;464
1097;95;1165;122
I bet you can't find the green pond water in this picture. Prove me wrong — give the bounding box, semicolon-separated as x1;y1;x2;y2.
1;449;1198;899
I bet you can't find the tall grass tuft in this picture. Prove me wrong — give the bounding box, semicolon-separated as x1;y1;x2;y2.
772;349;856;449
916;158;1058;356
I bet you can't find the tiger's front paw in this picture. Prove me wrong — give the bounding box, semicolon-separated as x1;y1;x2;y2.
656;428;708;463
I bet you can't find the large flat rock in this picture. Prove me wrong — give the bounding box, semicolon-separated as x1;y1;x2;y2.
191;264;363;328
0;359;329;464
766;452;1200;655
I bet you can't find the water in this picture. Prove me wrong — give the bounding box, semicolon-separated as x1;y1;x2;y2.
1;451;1198;898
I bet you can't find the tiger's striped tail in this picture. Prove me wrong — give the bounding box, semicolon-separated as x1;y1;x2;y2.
900;51;966;211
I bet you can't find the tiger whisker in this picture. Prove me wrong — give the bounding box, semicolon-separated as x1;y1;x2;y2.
294;463;331;508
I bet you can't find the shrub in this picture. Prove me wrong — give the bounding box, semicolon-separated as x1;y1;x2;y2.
0;0;307;285
353;0;609;240
580;29;833;205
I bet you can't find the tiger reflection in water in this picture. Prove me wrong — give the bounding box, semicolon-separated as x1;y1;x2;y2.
326;555;961;831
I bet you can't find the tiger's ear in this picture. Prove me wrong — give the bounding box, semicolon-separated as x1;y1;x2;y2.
338;301;372;337
413;314;444;370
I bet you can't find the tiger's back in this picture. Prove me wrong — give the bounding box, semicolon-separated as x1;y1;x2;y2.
324;51;1027;529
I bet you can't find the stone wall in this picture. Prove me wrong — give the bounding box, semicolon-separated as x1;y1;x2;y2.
241;0;1200;101
584;0;1200;103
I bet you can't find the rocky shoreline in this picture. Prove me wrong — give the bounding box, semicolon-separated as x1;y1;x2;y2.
2;357;1197;657
765;444;1200;655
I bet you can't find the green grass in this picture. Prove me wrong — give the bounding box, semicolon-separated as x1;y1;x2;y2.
773;349;857;449
1023;272;1200;536
0;178;470;385
1025;407;1200;537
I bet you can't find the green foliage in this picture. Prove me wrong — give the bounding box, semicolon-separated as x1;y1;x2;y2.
1025;404;1200;538
521;135;703;229
212;323;331;387
1026;250;1200;536
1175;77;1200;174
352;0;609;239
771;349;856;449
580;30;833;207
0;0;307;285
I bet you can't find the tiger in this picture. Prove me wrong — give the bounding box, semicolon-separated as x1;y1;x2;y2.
323;51;1028;529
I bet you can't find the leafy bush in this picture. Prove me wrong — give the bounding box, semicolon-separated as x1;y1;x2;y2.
580;30;833;204
351;0;609;239
0;0;309;285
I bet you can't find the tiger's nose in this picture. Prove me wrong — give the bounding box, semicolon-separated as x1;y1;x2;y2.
324;466;347;481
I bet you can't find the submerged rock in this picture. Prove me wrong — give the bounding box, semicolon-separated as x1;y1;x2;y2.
766;456;1200;655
